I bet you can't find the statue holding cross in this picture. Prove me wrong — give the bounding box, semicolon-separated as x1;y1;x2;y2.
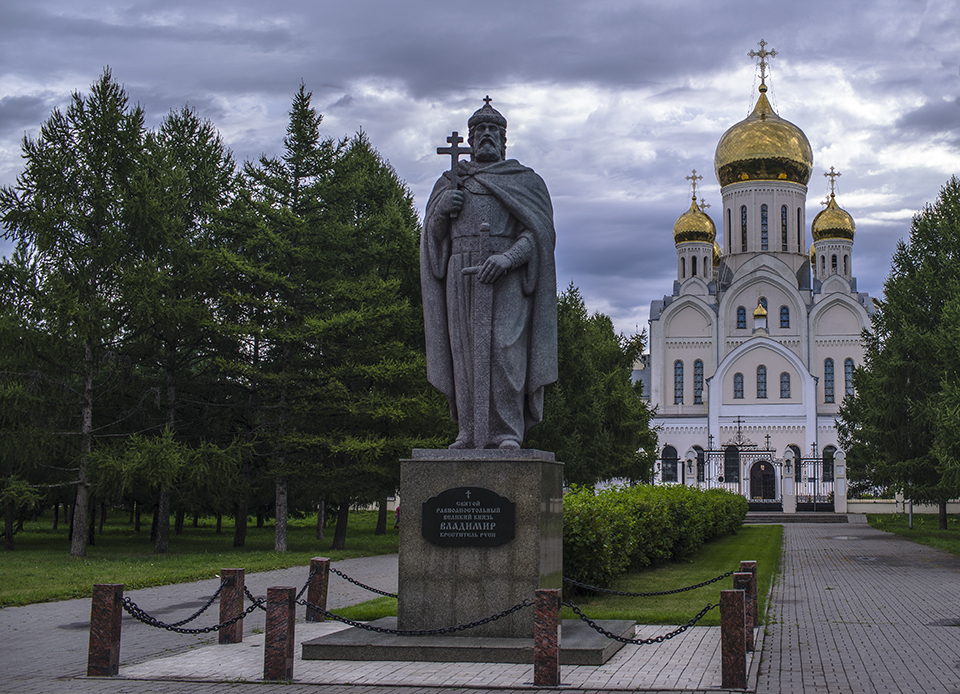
421;98;558;450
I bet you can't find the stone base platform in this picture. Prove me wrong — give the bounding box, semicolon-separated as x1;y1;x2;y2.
302;617;634;665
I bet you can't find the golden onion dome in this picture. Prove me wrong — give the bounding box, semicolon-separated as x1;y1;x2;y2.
809;242;816;265
673;196;717;245
715;84;813;187
811;193;856;242
713;241;722;267
753;301;768;319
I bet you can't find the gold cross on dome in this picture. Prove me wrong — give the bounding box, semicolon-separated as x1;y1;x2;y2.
824;166;841;195
748;39;778;84
699;197;711;211
483;95;493;106
685;169;703;199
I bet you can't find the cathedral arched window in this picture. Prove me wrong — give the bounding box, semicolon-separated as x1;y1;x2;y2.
694;359;704;404
723;445;740;483
760;204;769;250
844;358;855;397
822;445;836;483
674;360;684;404
662;446;678;483
741;205;748;252
705;256;710;277
797;208;803;252
844;255;849;274
734;372;744;399
695;446;705;482
832;254;838;273
760;297;768;310
727;209;732;252
681;257;685;278
692;255;698;277
790;444;803;483
824;358;835;403
757;365;767;399
821;255;826;273
737;306;746;329
780;305;790;328
780;372;791;399
781;205;789;251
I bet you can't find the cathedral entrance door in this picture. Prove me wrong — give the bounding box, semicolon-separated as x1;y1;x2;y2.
750;461;776;499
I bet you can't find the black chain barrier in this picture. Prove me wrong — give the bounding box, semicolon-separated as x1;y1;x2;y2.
121;595;265;635
563;569;736;597
161;578;227;627
242;567;318;611
243;586;267;611
330;566;398;599
295;597;532;636
563;600;718;645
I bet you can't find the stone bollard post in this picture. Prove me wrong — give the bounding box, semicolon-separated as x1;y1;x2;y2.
87;584;124;677
305;557;330;622
739;560;758;629
264;586;296;681
720;589;747;690
533;588;561;686
219;568;245;644
732;573;754;651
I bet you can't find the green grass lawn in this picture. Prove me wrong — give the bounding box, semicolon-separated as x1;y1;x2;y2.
337;525;783;627
867;513;960;556
1;510;398;607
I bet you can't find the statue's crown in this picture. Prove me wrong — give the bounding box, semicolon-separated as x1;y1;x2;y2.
468;97;507;130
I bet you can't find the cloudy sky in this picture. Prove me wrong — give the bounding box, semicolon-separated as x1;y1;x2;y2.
2;0;959;337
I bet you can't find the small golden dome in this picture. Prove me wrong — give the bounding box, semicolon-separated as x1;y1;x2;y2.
713;241;722;267
715;84;814;187
673;196;717;245
753;301;768;318
809;242;816;265
811;193;855;242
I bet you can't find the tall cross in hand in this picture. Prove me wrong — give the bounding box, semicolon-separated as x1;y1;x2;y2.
437;131;473;218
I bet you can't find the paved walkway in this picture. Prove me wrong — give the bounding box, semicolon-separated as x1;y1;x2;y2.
2;518;960;693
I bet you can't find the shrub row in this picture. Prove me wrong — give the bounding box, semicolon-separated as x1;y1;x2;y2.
563;484;748;589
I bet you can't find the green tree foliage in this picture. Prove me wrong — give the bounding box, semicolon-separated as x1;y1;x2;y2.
0;69;147;556
526;284;657;485
839;176;960;528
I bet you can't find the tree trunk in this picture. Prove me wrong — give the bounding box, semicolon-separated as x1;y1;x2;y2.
174;509;185;536
332;503;349;550
70;339;95;557
87;500;96;547
68;502;75;542
99;501;106;534
939;499;948;530
375;496;388;536
135;506;141;533
4;501;13;551
216;513;222;534
128;504;134;524
52;502;59;530
193;513;199;528
275;476;287;552
257;511;264;528
155;489;170;553
315;499;325;541
63;502;70;528
233;500;248;547
150;503;158;542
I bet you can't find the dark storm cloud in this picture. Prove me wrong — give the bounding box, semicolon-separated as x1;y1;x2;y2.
2;0;960;332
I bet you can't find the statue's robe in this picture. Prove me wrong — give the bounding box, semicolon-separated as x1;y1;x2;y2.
422;158;558;448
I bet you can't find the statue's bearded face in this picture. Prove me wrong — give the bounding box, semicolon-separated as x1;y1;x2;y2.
470;122;505;163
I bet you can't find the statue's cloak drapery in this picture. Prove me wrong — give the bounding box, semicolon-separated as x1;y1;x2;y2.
421;158;558;429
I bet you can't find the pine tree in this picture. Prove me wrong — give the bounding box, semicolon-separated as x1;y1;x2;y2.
839;176;960;528
0;69;146;556
526;284;657;486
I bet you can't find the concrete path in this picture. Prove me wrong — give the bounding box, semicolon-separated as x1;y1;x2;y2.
3;518;960;693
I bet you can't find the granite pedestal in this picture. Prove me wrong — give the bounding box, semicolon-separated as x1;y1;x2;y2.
397;449;562;639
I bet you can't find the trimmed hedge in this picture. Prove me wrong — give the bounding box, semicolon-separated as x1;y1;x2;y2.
563;484;748;589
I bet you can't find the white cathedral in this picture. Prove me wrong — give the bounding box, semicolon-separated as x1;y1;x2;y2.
643;48;875;511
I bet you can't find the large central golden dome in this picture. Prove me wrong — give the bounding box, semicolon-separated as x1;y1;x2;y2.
715;84;813;187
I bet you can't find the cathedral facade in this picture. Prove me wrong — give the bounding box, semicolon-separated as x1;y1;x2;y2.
645;68;875;509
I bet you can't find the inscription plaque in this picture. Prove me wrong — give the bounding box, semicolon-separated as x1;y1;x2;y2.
421;486;515;546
